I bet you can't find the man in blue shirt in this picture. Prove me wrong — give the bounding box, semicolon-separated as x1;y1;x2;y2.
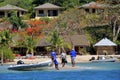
50;51;59;70
70;49;77;67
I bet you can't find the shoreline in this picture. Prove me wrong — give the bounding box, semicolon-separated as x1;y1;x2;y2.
5;55;120;65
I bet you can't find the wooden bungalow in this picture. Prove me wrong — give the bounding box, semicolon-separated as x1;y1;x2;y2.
11;35;51;56
62;35;90;55
35;35;90;55
11;34;90;56
34;3;62;19
94;38;117;55
35;38;51;56
79;2;107;14
0;4;27;18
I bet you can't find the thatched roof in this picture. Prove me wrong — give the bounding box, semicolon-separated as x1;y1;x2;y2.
62;35;90;46
79;2;107;9
94;38;117;46
34;3;62;9
0;4;27;11
11;34;89;47
36;38;51;47
12;35;51;47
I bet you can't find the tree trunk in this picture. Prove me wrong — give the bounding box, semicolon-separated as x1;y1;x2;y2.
113;25;120;41
31;49;34;56
112;18;117;41
1;50;3;65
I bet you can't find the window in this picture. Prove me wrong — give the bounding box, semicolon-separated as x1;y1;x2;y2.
48;10;58;16
39;10;44;16
0;11;4;18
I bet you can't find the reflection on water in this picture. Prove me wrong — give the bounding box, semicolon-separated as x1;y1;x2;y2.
0;62;120;80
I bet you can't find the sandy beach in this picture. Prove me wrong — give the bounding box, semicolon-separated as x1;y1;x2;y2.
3;55;120;70
5;55;120;65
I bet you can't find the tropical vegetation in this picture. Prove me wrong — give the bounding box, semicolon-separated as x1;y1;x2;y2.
0;0;120;63
0;30;14;64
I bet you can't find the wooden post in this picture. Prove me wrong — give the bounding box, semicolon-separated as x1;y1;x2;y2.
4;11;8;17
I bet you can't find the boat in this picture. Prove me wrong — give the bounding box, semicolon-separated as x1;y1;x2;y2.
8;60;52;70
90;56;117;62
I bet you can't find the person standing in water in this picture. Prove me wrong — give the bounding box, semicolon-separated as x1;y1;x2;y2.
70;49;77;67
50;50;59;70
61;51;67;67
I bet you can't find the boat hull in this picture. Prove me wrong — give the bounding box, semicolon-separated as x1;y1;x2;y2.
8;60;52;70
91;58;116;62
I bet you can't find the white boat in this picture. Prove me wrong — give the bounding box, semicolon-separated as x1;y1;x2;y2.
91;58;116;62
8;60;52;70
90;56;117;62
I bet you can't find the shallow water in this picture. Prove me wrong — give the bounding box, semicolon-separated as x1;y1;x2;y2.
0;62;120;80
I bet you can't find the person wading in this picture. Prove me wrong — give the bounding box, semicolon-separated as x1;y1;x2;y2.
61;51;67;67
50;50;59;70
70;49;77;67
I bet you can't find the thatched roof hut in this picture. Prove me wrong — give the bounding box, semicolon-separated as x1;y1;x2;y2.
0;4;27;11
34;3;62;9
62;35;90;54
94;38;117;55
79;2;108;14
80;2;107;9
0;4;27;17
34;3;62;18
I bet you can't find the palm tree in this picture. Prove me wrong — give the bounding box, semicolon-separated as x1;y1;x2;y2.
0;30;14;65
23;34;38;56
49;30;64;54
0;30;12;46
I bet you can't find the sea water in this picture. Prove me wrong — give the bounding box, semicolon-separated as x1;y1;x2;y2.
0;62;120;80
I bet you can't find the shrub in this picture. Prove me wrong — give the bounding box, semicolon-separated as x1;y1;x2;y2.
0;46;14;62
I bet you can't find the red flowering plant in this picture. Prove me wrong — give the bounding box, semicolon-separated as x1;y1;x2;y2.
25;20;46;37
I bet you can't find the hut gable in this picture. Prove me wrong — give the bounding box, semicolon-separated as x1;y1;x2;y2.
79;1;108;14
0;4;27;11
36;38;51;47
94;38;117;55
94;38;117;46
0;4;27;18
80;1;107;9
62;35;90;54
71;35;90;46
34;3;62;9
62;35;90;46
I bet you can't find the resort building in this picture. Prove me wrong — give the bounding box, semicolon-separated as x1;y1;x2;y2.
0;4;27;18
11;37;51;56
11;34;90;56
94;38;117;55
35;38;51;56
79;2;107;14
62;35;90;55
34;3;62;19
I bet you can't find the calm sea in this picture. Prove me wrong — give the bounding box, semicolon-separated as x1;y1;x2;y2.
0;62;120;80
